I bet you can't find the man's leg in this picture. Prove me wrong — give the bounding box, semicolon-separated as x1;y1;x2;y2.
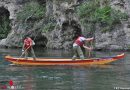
77;46;84;60
31;47;36;60
72;46;78;60
24;50;28;59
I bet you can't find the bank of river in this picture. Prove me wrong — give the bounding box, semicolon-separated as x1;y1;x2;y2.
0;48;130;90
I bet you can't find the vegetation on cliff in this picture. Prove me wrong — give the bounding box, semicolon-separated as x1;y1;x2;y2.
0;7;10;39
0;16;10;39
17;1;46;31
15;0;128;37
17;1;46;20
17;1;56;33
76;0;128;32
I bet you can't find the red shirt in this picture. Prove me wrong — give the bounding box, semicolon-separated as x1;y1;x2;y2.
74;36;86;46
24;37;33;49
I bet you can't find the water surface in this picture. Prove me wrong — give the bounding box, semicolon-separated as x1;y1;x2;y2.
0;48;129;90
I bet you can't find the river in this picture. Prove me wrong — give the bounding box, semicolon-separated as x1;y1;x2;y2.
0;48;130;90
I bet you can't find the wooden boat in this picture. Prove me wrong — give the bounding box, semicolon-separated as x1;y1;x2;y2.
5;53;125;66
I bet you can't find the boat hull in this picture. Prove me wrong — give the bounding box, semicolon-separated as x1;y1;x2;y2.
5;53;125;66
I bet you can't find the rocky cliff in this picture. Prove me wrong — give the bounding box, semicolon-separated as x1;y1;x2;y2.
95;0;130;50
0;0;130;50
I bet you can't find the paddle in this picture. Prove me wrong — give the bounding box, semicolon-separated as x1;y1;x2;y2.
88;40;93;58
17;45;31;61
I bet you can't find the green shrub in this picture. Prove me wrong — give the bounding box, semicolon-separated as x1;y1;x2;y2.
76;0;128;32
76;0;99;21
17;1;46;22
42;23;56;33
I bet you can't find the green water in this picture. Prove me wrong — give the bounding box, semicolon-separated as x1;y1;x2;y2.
0;48;130;90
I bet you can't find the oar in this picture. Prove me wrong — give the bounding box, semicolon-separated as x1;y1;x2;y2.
17;46;31;61
88;41;93;58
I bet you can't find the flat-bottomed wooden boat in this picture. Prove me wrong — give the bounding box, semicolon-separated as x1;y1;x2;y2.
5;53;125;66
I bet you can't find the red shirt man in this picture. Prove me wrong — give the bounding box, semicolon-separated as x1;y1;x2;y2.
72;35;93;60
22;36;36;60
24;37;33;49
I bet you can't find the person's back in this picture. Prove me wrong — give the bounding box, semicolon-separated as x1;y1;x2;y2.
73;36;86;47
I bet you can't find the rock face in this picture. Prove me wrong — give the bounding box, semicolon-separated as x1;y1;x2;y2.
45;0;81;49
0;0;22;47
95;23;127;50
0;0;47;47
95;0;130;50
0;0;82;49
0;0;130;50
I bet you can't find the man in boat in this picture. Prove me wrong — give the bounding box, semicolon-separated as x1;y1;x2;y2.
72;35;93;60
22;35;36;60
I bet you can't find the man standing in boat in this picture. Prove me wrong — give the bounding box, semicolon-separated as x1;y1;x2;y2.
22;35;36;60
72;35;93;60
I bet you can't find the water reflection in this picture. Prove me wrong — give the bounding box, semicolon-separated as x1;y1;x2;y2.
1;65;129;90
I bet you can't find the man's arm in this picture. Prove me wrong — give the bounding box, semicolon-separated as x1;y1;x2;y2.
85;37;94;42
83;44;92;51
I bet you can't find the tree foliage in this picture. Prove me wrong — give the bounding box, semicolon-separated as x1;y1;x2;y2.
17;1;46;21
76;0;128;32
